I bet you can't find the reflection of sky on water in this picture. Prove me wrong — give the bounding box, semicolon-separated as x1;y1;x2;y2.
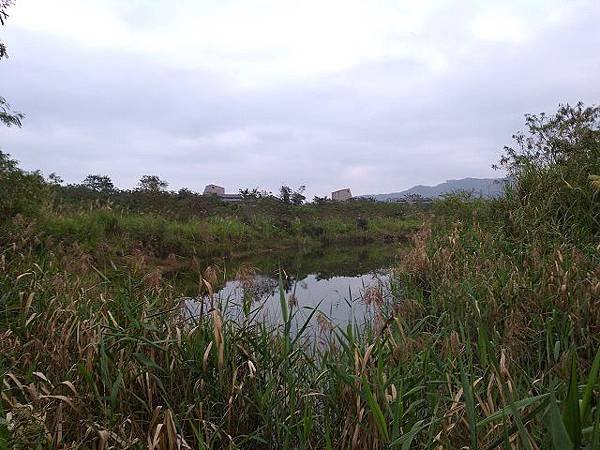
184;270;392;331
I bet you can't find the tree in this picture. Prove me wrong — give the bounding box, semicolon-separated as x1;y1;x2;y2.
291;185;306;205
279;185;306;205
496;102;600;242
240;187;272;199
279;185;291;204
82;174;114;193
177;187;194;198
0;150;46;218
402;193;427;204
138;175;168;192
497;102;600;174
48;173;64;185
0;1;23;128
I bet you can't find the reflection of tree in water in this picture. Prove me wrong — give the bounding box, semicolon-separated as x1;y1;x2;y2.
235;269;311;303
239;243;394;278
276;246;396;281
232;245;396;296
236;267;279;302
169;242;397;298
246;275;279;300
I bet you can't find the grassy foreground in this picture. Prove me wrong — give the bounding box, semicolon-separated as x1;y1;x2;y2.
0;103;599;449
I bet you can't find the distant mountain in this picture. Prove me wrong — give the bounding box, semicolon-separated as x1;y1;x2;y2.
365;177;507;202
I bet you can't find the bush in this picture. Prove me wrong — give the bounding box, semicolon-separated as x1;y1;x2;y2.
0;151;48;221
499;102;600;244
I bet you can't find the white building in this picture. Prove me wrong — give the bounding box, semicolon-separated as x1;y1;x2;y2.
203;184;225;196
203;184;243;202
332;188;352;202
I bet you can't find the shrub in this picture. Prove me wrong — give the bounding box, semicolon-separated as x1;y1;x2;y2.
0;151;48;221
499;102;600;244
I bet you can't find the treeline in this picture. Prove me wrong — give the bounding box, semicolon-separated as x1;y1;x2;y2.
50;172;325;205
1;150;417;225
0;149;420;260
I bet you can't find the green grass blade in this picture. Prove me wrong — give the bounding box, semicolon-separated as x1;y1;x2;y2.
591;405;600;450
291;300;324;348
390;419;426;450
477;393;551;428
563;352;582;448
544;390;574;450
581;345;600;423
507;393;533;450
459;356;478;449
361;375;389;443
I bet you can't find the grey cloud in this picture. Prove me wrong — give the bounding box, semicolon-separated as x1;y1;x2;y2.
1;3;600;199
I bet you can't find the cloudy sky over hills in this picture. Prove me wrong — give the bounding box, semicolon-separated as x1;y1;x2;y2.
2;0;599;197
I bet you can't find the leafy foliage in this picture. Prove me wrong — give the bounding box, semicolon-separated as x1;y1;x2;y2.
0;96;23;127
81;174;115;193
498;102;600;243
0;1;15;58
0;151;47;219
499;102;600;172
279;185;306;205
0;2;22;126
137;174;168;192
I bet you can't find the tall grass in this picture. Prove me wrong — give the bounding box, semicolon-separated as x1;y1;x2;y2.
32;207;420;264
1;207;599;448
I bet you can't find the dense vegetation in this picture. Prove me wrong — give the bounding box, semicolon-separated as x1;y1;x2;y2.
0;103;599;449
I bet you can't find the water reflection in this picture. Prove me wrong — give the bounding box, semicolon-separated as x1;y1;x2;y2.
179;243;400;330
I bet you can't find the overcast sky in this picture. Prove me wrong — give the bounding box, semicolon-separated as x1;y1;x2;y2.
1;0;599;198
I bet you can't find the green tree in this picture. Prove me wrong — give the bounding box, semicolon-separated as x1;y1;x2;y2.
279;185;306;205
138;175;168;192
497;102;600;242
177;187;194;198
279;185;291;204
0;150;47;219
291;185;306;205
48;172;63;185
240;187;272;199
498;102;600;173
82;174;115;193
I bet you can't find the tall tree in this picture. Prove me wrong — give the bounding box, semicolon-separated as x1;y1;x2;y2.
279;185;306;205
291;185;306;205
82;174;115;193
279;185;292;204
138;175;168;192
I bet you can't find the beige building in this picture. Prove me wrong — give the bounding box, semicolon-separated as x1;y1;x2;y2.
203;184;243;202
203;184;225;196
332;188;352;202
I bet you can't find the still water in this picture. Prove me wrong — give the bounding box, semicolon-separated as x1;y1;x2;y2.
179;243;400;330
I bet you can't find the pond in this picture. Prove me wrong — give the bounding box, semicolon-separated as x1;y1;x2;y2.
177;242;402;333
